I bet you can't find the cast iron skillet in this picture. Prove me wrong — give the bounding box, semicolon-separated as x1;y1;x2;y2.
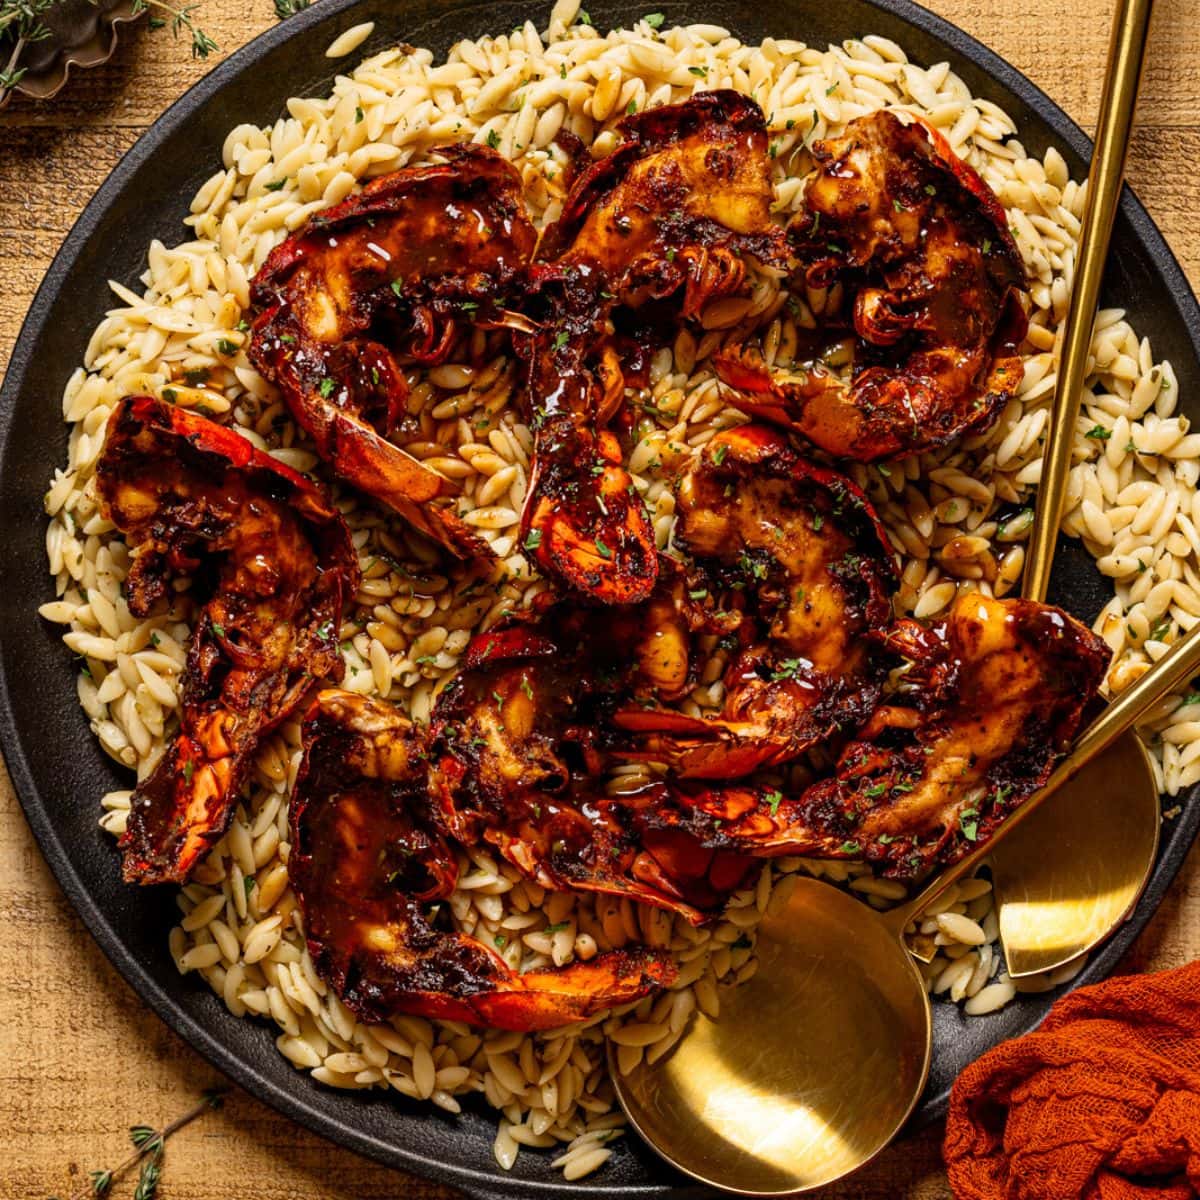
1;0;1198;1195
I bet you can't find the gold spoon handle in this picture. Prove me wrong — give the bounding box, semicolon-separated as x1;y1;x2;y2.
1022;0;1155;604
890;617;1200;932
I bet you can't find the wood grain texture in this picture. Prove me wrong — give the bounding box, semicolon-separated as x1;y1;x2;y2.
1;1;1198;1196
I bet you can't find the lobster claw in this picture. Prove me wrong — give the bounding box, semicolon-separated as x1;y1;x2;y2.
96;396;359;884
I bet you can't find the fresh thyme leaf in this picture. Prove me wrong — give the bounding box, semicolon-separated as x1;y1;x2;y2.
132;1153;161;1200
130;0;217;58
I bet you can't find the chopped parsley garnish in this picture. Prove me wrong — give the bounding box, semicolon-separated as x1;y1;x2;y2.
485;129;501;149
765;790;784;817
838;840;861;855
644;11;665;27
210;622;226;638
264;179;287;191
355;105;364;123
770;658;803;681
594;537;612;560
216;338;238;356
578;9;592;23
688;65;707;77
712;442;729;465
553;330;570;350
1085;424;1112;440
318;376;336;398
524;529;543;551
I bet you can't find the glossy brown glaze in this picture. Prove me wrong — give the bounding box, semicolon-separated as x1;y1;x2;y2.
655;594;1109;879
249;145;537;558
716;110;1028;460
290;689;676;1030
614;425;897;777
232;98;1108;1035
428;603;757;925
96;396;359;884
516;92;791;605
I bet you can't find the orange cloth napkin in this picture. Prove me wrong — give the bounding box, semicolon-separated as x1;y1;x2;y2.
944;961;1200;1200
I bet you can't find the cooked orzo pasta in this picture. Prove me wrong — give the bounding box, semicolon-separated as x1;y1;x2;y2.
39;0;1194;1178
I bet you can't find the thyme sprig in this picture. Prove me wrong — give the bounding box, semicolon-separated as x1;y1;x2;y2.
51;1088;228;1200
129;0;217;59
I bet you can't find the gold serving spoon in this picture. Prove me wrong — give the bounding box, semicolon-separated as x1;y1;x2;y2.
612;0;1162;1189
987;0;1160;979
613;597;1196;1195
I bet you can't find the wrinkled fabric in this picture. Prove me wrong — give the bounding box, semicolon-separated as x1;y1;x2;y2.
945;961;1200;1200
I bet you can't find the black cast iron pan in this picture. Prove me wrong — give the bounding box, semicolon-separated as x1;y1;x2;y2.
1;0;1198;1196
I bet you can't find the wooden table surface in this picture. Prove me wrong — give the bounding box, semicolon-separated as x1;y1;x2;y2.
2;1;1198;1196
